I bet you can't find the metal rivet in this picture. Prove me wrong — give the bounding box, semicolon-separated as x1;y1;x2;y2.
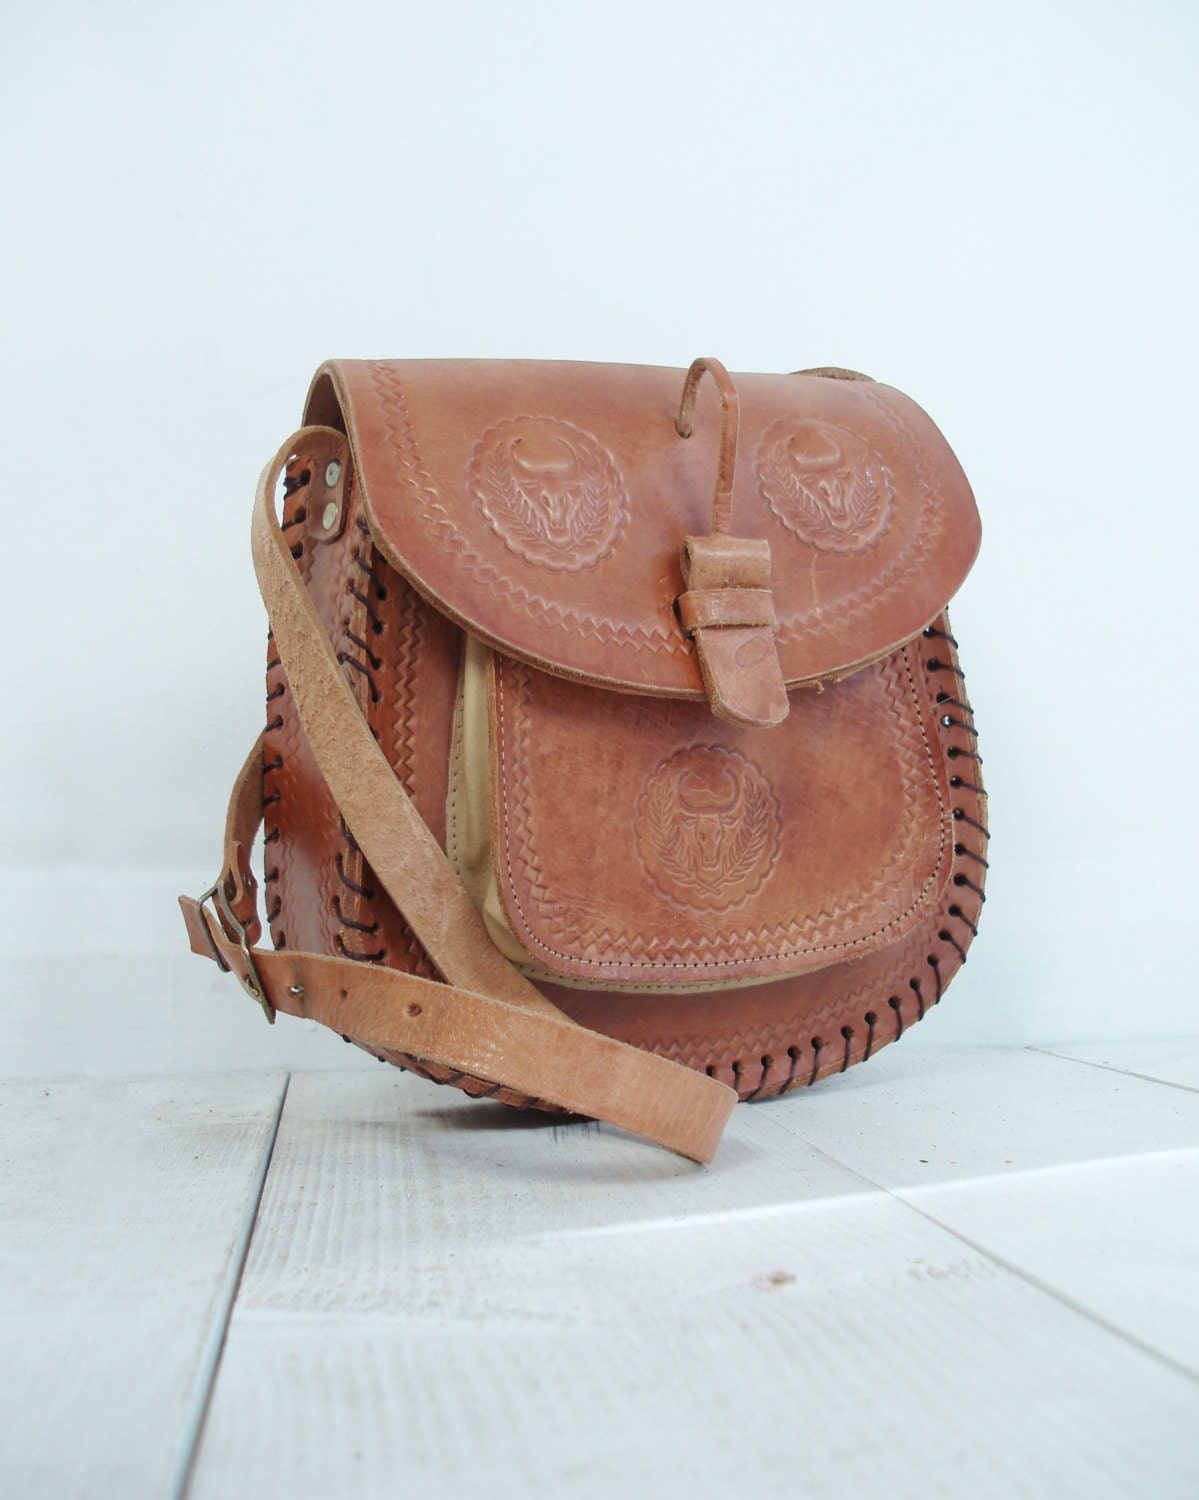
325;460;342;487
321;501;339;531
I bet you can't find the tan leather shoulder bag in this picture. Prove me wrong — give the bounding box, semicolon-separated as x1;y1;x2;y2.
182;358;986;1163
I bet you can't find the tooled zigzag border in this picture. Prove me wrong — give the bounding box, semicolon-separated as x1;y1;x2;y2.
335;540;442;980
332;516;389;966
774;386;940;648
366;364;941;658
654;621;988;1098
653;921;946;1077
361;619;986;1111
369;364;686;657
265;468;340;952
388;571;424;801
493;650;948;973
375;615;984;1110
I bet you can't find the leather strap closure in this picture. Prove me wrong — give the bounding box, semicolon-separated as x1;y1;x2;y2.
180;430;737;1164
674;361;789;729
676;356;740;536
678;533;789;729
677;587;776;633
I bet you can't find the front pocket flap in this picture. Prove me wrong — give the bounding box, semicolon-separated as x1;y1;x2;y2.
485;649;953;988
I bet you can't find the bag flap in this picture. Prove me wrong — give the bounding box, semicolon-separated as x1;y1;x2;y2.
460;641;954;990
305;359;980;696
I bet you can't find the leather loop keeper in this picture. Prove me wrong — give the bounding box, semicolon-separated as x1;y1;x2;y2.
678;532;789;728
681;532;772;590
678;587;776;634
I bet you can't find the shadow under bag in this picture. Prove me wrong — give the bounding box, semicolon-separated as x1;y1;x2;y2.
182;358;987;1164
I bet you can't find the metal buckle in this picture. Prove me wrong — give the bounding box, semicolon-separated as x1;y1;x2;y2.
197;880;275;1024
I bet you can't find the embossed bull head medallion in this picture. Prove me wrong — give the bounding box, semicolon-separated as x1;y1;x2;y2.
468;415;628;572
635;746;782;912
758;416;893;554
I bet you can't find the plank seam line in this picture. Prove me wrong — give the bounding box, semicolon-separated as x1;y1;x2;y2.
171;1071;292;1500
895;1200;1199;1389
535;1147;1199;1246
802;1139;1199;1392
1026;1045;1199;1098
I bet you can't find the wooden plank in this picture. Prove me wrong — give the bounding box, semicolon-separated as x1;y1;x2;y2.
189;1070;1199;1499
902;1147;1199;1377
0;1073;286;1500
1035;1036;1199;1092
762;1043;1199;1189
765;1044;1199;1378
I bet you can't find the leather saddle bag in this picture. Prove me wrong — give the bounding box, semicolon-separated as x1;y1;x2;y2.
181;358;987;1163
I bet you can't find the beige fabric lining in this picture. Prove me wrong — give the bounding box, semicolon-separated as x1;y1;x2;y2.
448;635;536;971
446;635;801;995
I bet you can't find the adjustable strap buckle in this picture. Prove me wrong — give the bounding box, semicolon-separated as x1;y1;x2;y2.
196;880;275;1024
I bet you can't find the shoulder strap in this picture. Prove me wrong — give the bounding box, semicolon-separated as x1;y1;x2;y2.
180;432;736;1164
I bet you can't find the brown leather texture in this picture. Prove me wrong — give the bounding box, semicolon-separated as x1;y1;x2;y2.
242;428;735;1157
485;644;950;987
304;360;981;695
257;360;986;1111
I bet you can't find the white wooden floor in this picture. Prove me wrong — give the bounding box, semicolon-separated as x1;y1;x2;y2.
3;1041;1198;1499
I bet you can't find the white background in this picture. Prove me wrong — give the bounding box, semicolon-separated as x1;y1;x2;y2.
2;0;1196;1074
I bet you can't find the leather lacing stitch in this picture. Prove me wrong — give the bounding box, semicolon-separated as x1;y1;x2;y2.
272;472;519;1094
262;455;320;947
342;546;486;1089
333;819;384;964
724;621;988;1102
346;1038;510;1099
337;529;384;705
280;468;311;559
262;687;286;932
333;517;389;965
333;540;445;988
